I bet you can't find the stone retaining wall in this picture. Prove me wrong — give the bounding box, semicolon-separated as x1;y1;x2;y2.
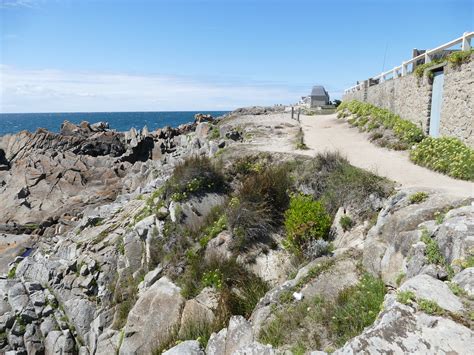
343;56;474;147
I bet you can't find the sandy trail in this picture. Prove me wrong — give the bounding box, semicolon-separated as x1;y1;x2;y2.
299;113;473;198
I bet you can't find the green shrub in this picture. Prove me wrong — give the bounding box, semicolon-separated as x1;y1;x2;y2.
447;49;473;67
409;192;429;204
448;282;467;297
410;137;474;181
199;214;227;248
163;156;227;201
418;298;443;315
339;215;353;232
397;290;416;305
283;194;332;255
227;164;291;251
202;270;223;289
209;127;221;140
7;266;16;279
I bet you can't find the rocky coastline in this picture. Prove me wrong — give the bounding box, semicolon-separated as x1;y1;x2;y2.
0;106;472;354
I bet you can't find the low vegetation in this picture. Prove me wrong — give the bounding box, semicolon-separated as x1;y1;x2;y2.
338;100;474;181
414;49;474;78
227;163;292;251
260;273;386;351
295;152;394;221
409;191;429;204
396;291;443;315
295;127;309;150
283;194;332;256
410;137;474;181
163;156;227;202
337;100;424;150
420;229;454;279
339;215;353;231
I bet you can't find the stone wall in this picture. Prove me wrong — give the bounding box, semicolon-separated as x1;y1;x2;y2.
343;56;474;147
439;60;474;147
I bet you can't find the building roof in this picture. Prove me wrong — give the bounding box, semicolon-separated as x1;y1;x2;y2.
310;86;328;97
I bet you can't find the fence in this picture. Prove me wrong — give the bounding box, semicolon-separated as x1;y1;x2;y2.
344;31;473;94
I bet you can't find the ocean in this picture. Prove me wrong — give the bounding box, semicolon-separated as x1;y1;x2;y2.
0;111;230;136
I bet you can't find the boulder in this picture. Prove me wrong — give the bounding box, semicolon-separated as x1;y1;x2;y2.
453;267;474;296
249;248;292;286
163;340;204;355
7;283;29;314
170;193;226;231
204;231;233;261
206;328;227;355
120;277;185;355
300;258;360;300
400;274;463;313
223;316;254;355
233;342;276;355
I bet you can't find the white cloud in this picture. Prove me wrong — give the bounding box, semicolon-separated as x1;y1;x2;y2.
0;65;305;112
0;0;37;8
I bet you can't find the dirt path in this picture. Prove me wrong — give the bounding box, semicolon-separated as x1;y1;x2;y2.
300;113;473;198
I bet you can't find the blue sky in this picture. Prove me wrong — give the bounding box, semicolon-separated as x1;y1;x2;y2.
0;0;472;112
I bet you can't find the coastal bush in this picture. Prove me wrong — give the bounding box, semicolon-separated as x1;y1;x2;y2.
199;213;227;248
259;273;386;351
321;162;394;219
227;164;292;251
339;215;353;231
163;156;227;201
283;194;332;255
295;152;394;220
178;255;269;314
410;137;474;181
409;191;429;204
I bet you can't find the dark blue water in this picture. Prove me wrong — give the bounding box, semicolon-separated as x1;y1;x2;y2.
0;111;229;136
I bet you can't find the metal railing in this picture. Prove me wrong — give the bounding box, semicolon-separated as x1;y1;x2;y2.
344;31;473;94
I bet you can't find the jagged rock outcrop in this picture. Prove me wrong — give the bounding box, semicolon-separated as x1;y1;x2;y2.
334;293;473;354
0;117;219;229
362;189;472;284
0;109;472;355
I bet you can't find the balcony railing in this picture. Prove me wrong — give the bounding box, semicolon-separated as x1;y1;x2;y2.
344;32;473;94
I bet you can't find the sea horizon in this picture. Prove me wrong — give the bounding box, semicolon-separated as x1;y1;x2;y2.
0;110;230;136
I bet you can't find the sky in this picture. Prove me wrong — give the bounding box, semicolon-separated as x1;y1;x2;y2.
0;0;473;113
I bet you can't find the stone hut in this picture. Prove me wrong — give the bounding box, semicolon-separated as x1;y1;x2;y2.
310;86;330;108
